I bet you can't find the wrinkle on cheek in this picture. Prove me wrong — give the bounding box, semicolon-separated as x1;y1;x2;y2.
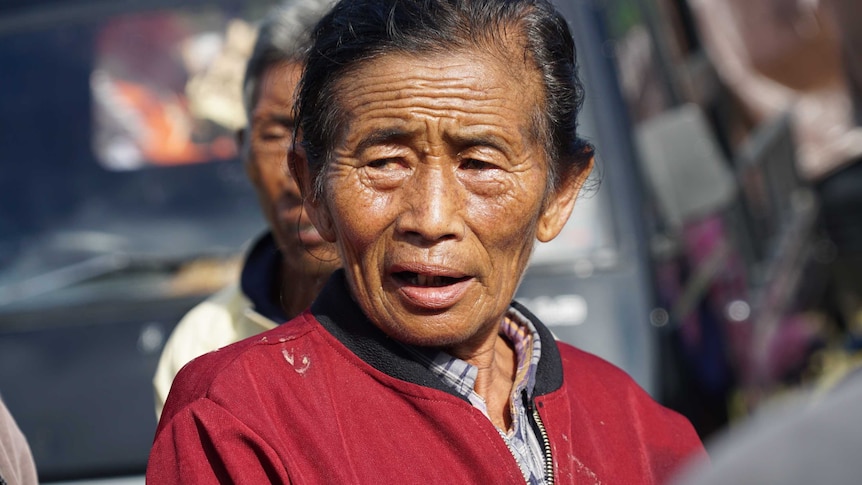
326;179;399;269
466;181;539;226
478;197;540;272
327;164;375;203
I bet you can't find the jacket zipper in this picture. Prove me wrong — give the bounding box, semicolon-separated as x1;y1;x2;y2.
529;396;555;485
532;405;555;484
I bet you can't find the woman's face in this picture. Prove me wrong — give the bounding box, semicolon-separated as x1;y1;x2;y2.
245;61;339;277
306;48;585;351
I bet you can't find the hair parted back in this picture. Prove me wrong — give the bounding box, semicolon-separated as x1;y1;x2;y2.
242;0;336;119
296;0;593;199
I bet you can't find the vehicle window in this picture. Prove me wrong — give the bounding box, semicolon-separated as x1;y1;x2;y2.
92;10;253;170
0;2;275;305
0;3;275;480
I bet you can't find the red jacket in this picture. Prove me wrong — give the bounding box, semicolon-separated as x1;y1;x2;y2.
149;272;705;484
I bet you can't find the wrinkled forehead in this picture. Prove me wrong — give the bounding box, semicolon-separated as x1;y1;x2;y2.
334;53;544;156
333;22;539;91
329;41;546;134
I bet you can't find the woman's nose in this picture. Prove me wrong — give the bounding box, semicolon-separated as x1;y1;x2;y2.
395;166;465;244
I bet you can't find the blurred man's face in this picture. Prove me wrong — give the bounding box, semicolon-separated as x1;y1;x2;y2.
244;61;339;276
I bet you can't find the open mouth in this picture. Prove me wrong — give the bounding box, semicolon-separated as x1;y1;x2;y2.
393;271;470;287
389;267;473;310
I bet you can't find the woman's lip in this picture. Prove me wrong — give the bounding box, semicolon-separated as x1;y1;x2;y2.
394;277;473;311
387;264;473;310
388;263;468;279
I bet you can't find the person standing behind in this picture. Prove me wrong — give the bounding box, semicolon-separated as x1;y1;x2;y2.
0;396;37;485
153;0;338;418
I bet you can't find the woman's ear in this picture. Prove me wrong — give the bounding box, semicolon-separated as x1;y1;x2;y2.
288;144;337;243
536;155;594;243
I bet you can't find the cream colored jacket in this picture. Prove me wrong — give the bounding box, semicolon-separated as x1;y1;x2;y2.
0;396;37;485
153;284;277;418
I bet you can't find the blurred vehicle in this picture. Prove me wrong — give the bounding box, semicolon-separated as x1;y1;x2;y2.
0;0;276;482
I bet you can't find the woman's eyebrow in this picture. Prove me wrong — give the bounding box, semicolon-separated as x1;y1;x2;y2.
354;128;414;153
272;114;296;128
444;132;512;156
254;113;295;128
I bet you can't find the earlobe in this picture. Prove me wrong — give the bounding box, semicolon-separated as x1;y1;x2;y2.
288;145;338;243
536;156;594;242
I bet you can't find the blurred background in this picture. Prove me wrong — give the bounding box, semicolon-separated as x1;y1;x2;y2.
0;0;860;482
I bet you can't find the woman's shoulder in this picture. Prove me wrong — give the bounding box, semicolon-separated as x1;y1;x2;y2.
555;341;684;419
157;312;322;424
554;342;706;462
555;342;637;385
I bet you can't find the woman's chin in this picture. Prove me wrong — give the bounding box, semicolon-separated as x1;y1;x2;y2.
369;301;493;350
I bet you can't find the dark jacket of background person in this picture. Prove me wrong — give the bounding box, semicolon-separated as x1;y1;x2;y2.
0;397;37;485
148;272;705;484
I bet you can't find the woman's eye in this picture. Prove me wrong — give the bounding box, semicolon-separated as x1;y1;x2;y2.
367;158;401;169
260;131;287;142
460;158;497;171
361;157;409;189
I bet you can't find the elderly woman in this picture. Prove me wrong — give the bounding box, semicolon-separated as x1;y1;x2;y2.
148;0;705;482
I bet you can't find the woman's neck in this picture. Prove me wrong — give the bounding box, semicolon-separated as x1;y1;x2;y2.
451;331;517;431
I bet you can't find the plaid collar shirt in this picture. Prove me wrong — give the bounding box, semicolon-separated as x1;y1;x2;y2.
403;307;548;484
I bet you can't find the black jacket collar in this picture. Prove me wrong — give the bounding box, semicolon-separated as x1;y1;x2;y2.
240;232;288;324
311;270;563;398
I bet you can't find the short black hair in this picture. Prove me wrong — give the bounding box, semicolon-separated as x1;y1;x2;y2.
296;0;593;197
